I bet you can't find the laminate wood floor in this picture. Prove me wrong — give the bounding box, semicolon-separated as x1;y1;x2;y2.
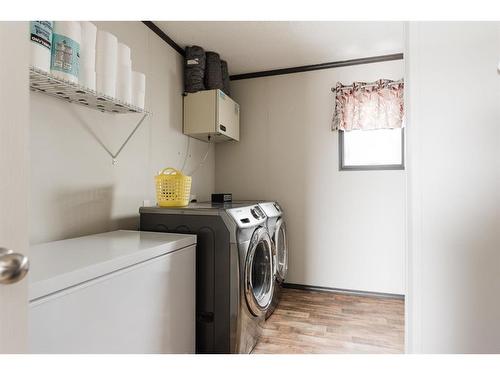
252;288;404;354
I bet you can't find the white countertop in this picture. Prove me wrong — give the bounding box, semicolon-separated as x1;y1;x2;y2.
29;230;196;301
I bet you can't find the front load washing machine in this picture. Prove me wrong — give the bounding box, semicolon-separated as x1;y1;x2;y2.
139;202;274;354
258;202;288;319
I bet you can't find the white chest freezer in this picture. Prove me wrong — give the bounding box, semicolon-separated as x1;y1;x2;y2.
28;230;196;354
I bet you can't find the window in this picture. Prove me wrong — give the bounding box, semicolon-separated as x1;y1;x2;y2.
332;79;405;170
339;128;404;170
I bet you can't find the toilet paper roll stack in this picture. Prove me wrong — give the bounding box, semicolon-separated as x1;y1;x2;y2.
50;21;81;83
116;42;132;103
96;30;118;97
79;21;97;90
30;21;54;72
132;71;146;109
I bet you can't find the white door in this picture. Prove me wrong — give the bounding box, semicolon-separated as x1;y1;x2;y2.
0;21;30;353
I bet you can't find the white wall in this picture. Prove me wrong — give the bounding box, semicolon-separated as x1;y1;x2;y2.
406;22;500;353
216;60;406;295
30;22;215;244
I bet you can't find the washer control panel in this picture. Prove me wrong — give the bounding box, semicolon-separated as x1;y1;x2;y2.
258;201;282;218
251;205;265;219
227;205;267;228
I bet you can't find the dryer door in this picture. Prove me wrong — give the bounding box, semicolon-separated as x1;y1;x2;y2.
245;227;274;317
274;218;288;283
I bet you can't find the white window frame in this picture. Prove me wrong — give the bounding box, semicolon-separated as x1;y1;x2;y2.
339;129;405;171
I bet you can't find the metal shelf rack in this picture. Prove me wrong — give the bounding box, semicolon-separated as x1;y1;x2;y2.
29;66;150;164
29;66;149;114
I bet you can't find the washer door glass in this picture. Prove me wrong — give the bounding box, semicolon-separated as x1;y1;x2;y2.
245;227;274;316
274;219;288;282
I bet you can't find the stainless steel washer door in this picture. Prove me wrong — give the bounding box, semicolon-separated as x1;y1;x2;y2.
274;218;288;282
245;227;274;317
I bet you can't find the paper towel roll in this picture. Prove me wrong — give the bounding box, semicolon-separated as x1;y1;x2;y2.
117;43;131;66
51;21;81;83
131;71;146;109
132;92;146;110
116;64;132;103
96;73;116;98
96;30;118;97
80;68;96;91
132;71;146;92
80;21;96;69
30;21;53;72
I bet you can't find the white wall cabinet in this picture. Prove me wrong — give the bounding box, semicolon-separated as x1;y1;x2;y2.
183;89;240;142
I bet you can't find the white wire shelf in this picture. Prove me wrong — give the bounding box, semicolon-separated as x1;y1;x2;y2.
29;66;149;115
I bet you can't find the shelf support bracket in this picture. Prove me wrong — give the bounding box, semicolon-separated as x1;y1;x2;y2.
70;106;149;165
110;113;148;164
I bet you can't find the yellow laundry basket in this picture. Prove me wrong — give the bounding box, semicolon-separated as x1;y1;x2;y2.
155;167;192;207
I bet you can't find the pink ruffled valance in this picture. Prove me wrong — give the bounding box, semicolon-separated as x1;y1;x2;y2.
332;79;404;131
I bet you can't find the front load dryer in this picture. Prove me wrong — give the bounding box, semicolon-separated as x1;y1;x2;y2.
258;202;288;319
139;202;274;354
227;204;274;352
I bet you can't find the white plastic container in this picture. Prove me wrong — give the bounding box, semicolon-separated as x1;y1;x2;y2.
50;21;81;83
30;21;54;72
131;71;146;109
96;30;118;97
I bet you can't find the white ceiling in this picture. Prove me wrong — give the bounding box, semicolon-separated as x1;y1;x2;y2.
156;21;405;75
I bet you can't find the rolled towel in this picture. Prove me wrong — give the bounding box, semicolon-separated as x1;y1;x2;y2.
184;45;205;93
205;51;223;90
221;60;230;96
